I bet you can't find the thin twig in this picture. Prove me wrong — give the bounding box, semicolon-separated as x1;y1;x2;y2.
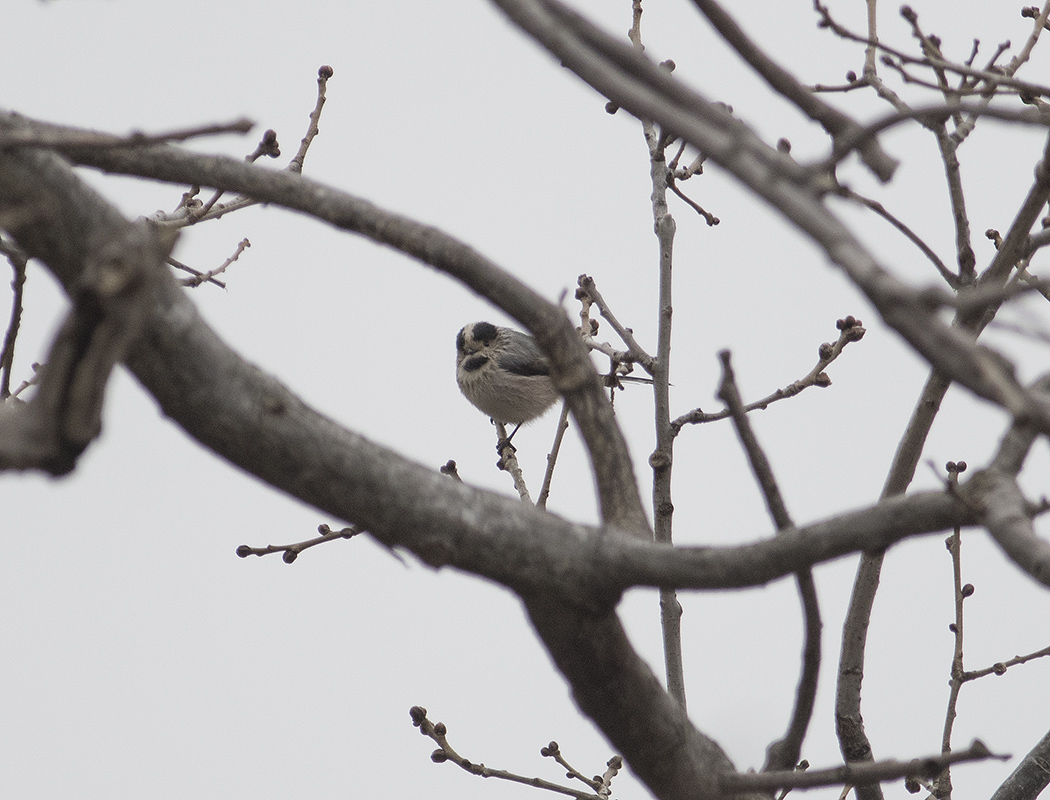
495;422;532;503
673;316;865;432
162;66;333;230
166;256;227;289
717;351;793;527
1008;2;1050;75
630;1;688;709
193;129;281;221
667;173;719;225
836;186;957;288
576;274;655;373
541;740;617;796
718;351;820;773
857;0;910;113
719;739;1004;793
440;459;463;481
0;118;253;150
235;523;362;563
9;362;40;398
934;461;969;798
537;402;570;509
180;238;251;288
813;1;1050;98
0;238;28;398
408;706;607;800
288;65;333;174
962;643;1050;681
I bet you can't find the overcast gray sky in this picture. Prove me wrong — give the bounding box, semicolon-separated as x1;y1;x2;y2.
4;2;1050;799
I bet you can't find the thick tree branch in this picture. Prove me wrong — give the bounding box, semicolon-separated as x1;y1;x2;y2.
0;146;174;473
1;112;650;540
971;469;1050;586
989;726;1050;800
525;599;759;800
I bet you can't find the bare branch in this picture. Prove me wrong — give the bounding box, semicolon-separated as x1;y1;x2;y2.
667;173;720;226
673;316;865;431
536;402;570;510
235;523;363;563
813;1;1050;98
179;238;250;288
837;186;957;288
720;739;1005;793
821;103;1050;176
496;421;533;503
935;463;970;798
718;351;820;772
576;274;655;373
408;706;605;800
0;118;253;150
167;255;227;289
0;236;28;398
990;725;1050;800
963;643;1050;682
287;65;333;174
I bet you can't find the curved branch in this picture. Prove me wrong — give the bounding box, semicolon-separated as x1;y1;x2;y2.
3;113;650;539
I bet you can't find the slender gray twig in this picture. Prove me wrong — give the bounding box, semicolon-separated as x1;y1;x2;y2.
718;351;820;773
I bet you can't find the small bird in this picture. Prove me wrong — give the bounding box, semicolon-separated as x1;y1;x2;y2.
455;321;560;428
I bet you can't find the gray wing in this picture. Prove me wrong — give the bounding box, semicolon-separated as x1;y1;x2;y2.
497;335;551;377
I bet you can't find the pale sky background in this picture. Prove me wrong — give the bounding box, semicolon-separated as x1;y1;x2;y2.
3;2;1050;799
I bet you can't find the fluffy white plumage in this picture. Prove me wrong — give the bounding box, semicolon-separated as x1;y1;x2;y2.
455;321;559;425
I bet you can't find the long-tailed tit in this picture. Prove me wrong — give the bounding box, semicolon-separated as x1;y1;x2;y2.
455;321;559;427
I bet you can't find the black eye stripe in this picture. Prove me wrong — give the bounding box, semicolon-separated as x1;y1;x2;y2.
463;354;490;372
